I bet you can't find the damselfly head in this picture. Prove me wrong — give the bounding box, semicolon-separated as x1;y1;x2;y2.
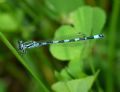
18;41;26;54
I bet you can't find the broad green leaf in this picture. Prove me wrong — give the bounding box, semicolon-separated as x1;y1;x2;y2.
54;59;86;81
50;6;106;60
0;13;18;31
55;70;73;81
52;72;99;92
70;6;93;34
54;71;63;81
59;69;72;80
0;80;7;92
92;7;106;34
67;59;86;78
70;6;106;34
50;25;85;60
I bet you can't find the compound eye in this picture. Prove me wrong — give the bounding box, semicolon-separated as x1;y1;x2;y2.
18;41;27;54
18;41;23;50
99;34;104;38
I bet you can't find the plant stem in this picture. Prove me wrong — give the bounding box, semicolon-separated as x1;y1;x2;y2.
89;57;102;92
107;0;119;92
0;32;50;92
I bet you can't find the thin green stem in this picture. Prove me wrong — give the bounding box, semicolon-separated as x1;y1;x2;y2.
89;57;103;92
0;32;50;92
107;0;119;92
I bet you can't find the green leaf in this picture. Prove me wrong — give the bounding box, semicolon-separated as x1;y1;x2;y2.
50;25;84;60
67;59;86;78
55;70;72;81
54;69;72;81
70;6;93;34
50;6;106;60
0;13;18;31
70;6;106;34
52;71;99;92
92;7;106;34
54;59;86;81
0;80;7;92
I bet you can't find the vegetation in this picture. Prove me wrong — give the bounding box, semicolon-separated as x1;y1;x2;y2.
0;0;119;92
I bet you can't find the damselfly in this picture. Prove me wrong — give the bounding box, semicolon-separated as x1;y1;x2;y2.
18;34;104;53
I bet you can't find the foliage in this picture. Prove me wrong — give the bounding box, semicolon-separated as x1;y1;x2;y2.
0;0;119;92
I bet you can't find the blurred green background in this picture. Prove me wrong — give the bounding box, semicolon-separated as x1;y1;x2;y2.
0;0;120;92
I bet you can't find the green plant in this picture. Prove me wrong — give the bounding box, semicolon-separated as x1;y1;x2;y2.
50;6;106;92
0;4;106;92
